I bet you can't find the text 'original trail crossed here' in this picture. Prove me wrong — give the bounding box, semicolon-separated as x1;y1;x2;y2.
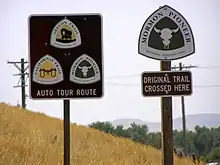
142;71;192;97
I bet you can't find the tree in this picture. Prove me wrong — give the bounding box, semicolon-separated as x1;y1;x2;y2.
147;132;161;149
88;121;115;134
88;121;220;163
114;125;130;138
127;123;148;144
206;147;220;162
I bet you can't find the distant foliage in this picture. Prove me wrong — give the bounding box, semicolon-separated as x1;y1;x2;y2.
89;121;220;163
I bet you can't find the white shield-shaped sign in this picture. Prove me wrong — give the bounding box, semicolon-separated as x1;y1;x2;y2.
50;18;81;49
69;54;101;84
33;54;64;84
138;5;195;60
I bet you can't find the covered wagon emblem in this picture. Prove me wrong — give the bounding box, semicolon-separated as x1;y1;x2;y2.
50;17;81;49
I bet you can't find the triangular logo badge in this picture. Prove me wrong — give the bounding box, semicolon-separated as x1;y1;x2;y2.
32;55;64;84
69;54;101;84
50;18;81;49
138;5;195;60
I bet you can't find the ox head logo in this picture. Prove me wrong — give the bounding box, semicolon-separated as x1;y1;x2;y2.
78;65;92;77
138;5;195;60
70;54;101;84
154;27;179;50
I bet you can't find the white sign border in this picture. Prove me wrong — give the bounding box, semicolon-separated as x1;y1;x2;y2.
141;70;193;97
28;13;104;100
138;5;195;61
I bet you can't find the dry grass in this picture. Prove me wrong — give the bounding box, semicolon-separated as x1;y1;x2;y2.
0;102;205;165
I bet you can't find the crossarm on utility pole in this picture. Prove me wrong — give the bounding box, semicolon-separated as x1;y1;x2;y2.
7;58;29;109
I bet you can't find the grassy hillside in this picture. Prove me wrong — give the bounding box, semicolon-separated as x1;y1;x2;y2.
0;103;205;165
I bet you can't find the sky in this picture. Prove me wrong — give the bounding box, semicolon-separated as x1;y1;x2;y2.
1;0;220;125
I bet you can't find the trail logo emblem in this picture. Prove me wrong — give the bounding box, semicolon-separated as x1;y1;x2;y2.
32;55;64;84
138;5;195;60
50;18;81;49
70;54;101;84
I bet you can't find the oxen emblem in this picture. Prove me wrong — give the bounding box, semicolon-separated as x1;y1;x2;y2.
60;28;72;40
69;54;101;84
50;18;81;49
78;65;92;77
154;27;179;49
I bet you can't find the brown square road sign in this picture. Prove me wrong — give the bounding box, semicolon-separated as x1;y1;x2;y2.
141;71;192;97
28;14;103;100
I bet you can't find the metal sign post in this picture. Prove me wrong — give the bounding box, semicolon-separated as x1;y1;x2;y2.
64;100;70;165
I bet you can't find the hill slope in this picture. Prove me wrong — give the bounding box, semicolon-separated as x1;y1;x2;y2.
112;114;220;132
0;103;204;165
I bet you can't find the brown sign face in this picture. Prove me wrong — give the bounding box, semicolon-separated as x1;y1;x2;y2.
28;14;103;99
141;71;192;97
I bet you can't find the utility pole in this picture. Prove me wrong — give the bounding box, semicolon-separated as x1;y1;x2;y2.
171;63;197;156
7;58;29;109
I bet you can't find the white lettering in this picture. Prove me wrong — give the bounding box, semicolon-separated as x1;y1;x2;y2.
173;76;190;83
57;89;74;97
76;89;97;96
37;90;53;96
144;85;172;94
174;84;190;91
144;76;171;83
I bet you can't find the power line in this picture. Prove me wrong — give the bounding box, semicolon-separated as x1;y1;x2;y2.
105;65;220;80
7;59;220;81
105;82;220;88
193;85;220;88
197;66;220;69
105;63;218;88
7;59;220;98
171;64;198;70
